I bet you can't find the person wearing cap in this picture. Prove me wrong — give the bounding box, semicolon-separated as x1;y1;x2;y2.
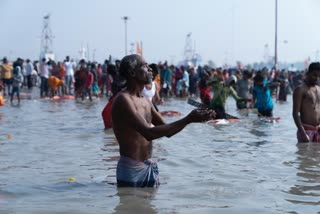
208;74;246;119
293;62;320;143
0;57;13;96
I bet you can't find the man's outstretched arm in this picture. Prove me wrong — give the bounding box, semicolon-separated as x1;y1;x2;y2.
112;94;215;141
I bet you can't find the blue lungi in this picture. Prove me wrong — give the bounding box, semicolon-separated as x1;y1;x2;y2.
116;156;160;187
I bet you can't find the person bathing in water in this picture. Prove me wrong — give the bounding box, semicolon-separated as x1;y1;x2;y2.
293;62;320;143
111;54;216;187
142;63;163;111
236;70;253;109
10;66;23;104
249;72;280;117
207;74;246;119
101;64;126;130
198;68;212;107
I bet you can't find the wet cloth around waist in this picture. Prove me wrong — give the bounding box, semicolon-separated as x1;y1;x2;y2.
297;124;320;143
116;156;160;188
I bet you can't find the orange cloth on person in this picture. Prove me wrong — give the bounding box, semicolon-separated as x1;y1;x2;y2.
48;76;63;90
155;74;161;93
0;94;5;106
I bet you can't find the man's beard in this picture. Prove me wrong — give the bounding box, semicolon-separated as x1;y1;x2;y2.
143;74;153;84
139;77;152;85
146;76;153;84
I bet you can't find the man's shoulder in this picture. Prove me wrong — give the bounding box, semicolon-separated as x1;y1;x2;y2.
294;84;308;92
112;92;134;115
113;92;130;105
293;84;309;97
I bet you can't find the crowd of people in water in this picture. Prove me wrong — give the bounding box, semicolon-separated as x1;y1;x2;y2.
0;55;309;119
0;54;319;188
0;55;306;105
0;55;315;119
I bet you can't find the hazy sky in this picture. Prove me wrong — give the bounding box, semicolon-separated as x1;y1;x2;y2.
1;0;320;66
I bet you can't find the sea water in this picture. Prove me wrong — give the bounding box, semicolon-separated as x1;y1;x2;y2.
0;91;319;213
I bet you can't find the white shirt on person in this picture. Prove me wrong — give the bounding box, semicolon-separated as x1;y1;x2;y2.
182;70;189;87
65;61;75;76
12;67;24;88
142;81;156;102
40;62;49;78
26;62;34;76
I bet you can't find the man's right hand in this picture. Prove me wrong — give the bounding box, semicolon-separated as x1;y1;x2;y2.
187;109;216;123
300;132;311;143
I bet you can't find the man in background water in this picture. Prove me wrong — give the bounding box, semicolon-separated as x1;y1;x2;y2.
293;62;320;143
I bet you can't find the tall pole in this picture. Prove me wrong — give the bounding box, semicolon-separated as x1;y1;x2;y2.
92;49;96;62
274;0;278;71
122;16;129;55
87;43;90;61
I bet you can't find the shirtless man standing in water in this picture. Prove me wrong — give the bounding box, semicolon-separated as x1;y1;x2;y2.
293;62;320;143
112;54;216;187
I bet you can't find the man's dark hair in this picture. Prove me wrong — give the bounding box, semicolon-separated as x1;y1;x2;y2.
79;59;86;64
149;63;159;76
243;70;253;78
254;71;264;83
308;62;320;73
119;54;141;79
107;64;117;78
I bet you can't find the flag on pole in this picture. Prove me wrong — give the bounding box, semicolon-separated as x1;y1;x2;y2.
136;41;143;56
